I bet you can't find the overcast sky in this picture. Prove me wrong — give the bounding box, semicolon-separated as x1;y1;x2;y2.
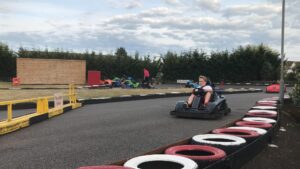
0;0;299;61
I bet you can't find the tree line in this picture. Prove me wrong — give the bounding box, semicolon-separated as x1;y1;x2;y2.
0;42;284;82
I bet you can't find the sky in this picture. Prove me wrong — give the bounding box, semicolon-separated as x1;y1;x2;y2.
0;0;299;61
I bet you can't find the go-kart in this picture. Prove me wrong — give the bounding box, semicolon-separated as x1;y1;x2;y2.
170;87;231;119
122;77;140;88
266;83;286;93
112;77;122;87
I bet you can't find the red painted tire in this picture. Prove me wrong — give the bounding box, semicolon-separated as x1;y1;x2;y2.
165;145;226;168
246;112;277;119
212;128;260;141
165;145;226;161
235;121;272;129
77;166;133;169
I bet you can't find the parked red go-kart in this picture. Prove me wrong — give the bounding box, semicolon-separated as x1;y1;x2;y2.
266;83;286;93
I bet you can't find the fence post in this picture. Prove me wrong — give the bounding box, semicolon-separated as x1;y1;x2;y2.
37;98;43;114
36;98;49;114
43;98;49;113
7;103;12;122
69;84;77;104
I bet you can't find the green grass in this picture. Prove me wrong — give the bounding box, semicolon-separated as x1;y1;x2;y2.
0;82;192;102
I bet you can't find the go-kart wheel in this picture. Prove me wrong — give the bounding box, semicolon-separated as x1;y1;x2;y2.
165;145;226;168
191;134;246;154
175;101;188;111
124;154;198;169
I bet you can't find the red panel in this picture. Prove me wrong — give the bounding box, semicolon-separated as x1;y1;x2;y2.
88;71;101;85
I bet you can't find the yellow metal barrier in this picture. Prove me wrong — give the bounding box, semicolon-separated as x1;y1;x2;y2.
0;84;82;135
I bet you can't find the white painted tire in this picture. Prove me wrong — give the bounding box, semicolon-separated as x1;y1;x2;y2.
251;106;277;110
228;126;267;135
192;134;246;146
124;154;198;169
243;117;276;124
257;100;277;104
248;110;277;115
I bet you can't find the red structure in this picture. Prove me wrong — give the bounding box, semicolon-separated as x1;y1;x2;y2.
88;71;101;86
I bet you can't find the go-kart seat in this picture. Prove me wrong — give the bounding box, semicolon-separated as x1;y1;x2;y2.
191;87;215;109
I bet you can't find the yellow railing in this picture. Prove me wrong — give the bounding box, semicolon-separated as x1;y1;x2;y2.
0;84;77;122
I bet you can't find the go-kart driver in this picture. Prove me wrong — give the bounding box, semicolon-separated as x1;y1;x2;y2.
187;75;213;107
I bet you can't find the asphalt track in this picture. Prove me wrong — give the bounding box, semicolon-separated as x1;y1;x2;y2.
0;92;278;169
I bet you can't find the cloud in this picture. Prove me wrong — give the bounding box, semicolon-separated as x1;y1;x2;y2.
124;0;142;9
195;0;220;12
0;0;300;61
140;7;181;17
223;3;281;17
163;0;181;6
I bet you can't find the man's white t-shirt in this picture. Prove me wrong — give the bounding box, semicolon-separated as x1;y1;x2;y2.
202;85;213;92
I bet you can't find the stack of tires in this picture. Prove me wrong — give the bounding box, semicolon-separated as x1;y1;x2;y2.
77;97;279;169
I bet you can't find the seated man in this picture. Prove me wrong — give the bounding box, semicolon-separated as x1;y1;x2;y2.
187;75;213;107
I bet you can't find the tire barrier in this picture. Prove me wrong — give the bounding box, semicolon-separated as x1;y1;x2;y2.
255;102;277;106
211;128;260;142
251;106;277;110
191;134;246;154
165;145;226;168
77;166;133;169
247;110;278;119
248;109;277;115
256;100;278;104
227;126;267;135
235;121;273;129
123;154;198;169
245;112;277;119
242;117;277;124
258;98;280;103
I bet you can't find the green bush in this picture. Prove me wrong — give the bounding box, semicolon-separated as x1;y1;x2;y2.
290;74;300;105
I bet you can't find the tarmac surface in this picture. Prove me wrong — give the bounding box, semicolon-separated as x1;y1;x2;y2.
0;92;278;169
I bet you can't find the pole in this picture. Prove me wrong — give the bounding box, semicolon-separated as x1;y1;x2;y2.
279;0;285;104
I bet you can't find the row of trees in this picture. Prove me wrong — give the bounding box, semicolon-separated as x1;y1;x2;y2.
0;42;287;82
162;45;281;82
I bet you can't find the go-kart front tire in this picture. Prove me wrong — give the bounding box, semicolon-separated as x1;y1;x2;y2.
175;101;187;112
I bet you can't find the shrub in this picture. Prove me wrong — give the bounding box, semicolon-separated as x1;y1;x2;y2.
290;74;300;106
